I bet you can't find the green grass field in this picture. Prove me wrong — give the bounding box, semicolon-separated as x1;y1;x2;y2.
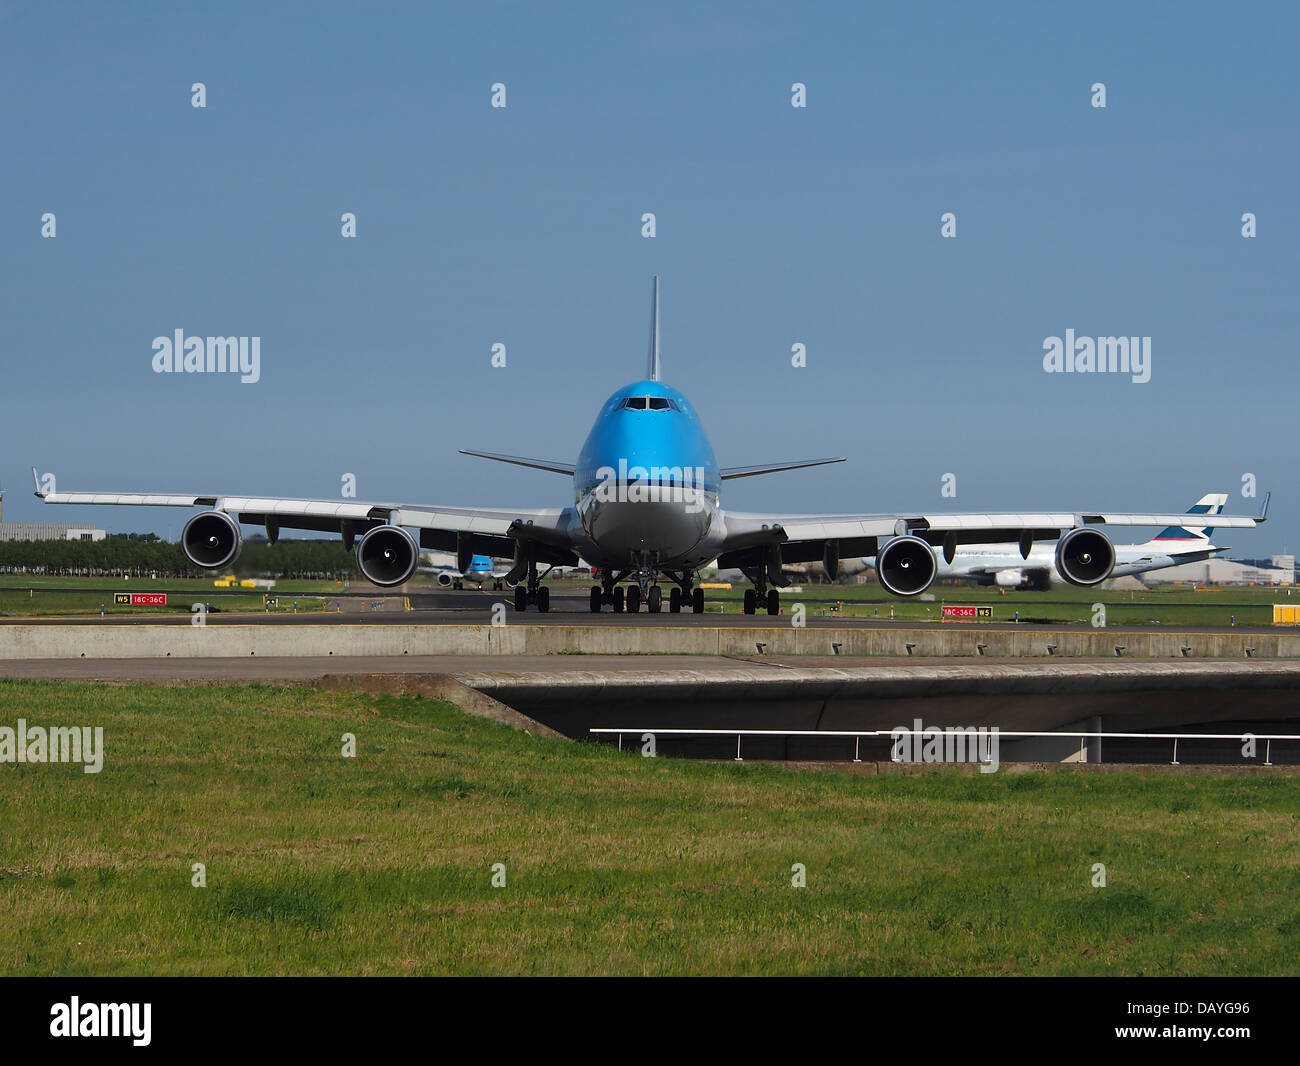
0;577;347;617
0;577;346;593
3;680;1297;976
695;580;1298;628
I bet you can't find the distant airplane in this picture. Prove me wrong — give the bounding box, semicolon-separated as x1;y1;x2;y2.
35;279;1271;615
857;494;1233;590
423;553;511;590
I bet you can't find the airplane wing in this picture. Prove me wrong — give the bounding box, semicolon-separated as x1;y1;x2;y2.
719;493;1270;565
33;468;573;558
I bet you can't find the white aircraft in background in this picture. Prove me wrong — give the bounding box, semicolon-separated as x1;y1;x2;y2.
853;493;1233;590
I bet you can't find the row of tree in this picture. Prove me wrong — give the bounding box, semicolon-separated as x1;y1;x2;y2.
0;534;360;579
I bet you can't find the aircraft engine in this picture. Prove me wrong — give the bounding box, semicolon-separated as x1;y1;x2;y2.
876;535;938;596
436;571;455;588
356;525;419;587
1054;528;1115;586
181;510;242;570
994;569;1024;588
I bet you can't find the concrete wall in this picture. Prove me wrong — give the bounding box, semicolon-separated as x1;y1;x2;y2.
1;622;1297;660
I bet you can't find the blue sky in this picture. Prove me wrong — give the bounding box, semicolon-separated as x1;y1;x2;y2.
1;1;1295;554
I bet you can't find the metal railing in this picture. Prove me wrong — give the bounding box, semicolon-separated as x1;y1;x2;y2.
589;727;1300;766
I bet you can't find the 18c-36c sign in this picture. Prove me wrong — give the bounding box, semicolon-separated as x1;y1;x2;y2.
941;606;991;619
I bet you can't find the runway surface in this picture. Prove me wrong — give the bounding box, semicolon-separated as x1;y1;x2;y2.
2;585;1281;634
0;608;1264;635
1;654;1295;682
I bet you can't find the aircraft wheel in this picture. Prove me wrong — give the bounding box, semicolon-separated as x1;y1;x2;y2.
648;586;662;613
627;585;641;613
514;585;528;612
743;589;757;615
590;586;602;613
767;590;780;616
613;587;625;613
537;586;550;613
669;587;681;613
692;588;704;614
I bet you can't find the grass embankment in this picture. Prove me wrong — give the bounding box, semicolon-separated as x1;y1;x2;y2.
2;681;1297;975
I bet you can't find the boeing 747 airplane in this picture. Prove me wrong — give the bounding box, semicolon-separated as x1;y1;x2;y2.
36;279;1270;615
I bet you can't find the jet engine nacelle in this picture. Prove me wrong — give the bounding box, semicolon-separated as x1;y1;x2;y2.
436;571;455;588
1054;528;1115;587
876;535;938;597
356;525;419;587
181;510;243;570
994;569;1024;588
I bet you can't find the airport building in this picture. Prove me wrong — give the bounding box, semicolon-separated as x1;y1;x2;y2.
1145;555;1295;586
0;489;106;542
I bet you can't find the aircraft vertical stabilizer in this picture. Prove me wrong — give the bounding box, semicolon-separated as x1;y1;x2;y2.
647;275;660;381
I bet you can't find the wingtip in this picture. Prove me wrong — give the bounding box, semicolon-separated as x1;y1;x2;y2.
31;465;44;498
1253;491;1274;525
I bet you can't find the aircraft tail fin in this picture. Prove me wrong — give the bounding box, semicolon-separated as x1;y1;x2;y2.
1149;492;1227;546
647;275;660;382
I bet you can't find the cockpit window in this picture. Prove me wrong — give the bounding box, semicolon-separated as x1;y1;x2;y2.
620;396;678;411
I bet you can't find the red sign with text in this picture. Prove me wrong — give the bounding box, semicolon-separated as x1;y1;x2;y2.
941;606;991;620
115;593;167;606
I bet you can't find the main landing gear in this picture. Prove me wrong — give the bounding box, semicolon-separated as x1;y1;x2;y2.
514;584;550;612
743;586;780;616
511;553;551;612
590;571;628;613
588;568;707;614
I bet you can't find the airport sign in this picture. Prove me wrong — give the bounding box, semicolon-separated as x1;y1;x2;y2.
942;606;992;620
114;593;167;606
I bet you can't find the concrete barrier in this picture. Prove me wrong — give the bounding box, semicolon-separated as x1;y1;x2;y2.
0;622;1296;660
